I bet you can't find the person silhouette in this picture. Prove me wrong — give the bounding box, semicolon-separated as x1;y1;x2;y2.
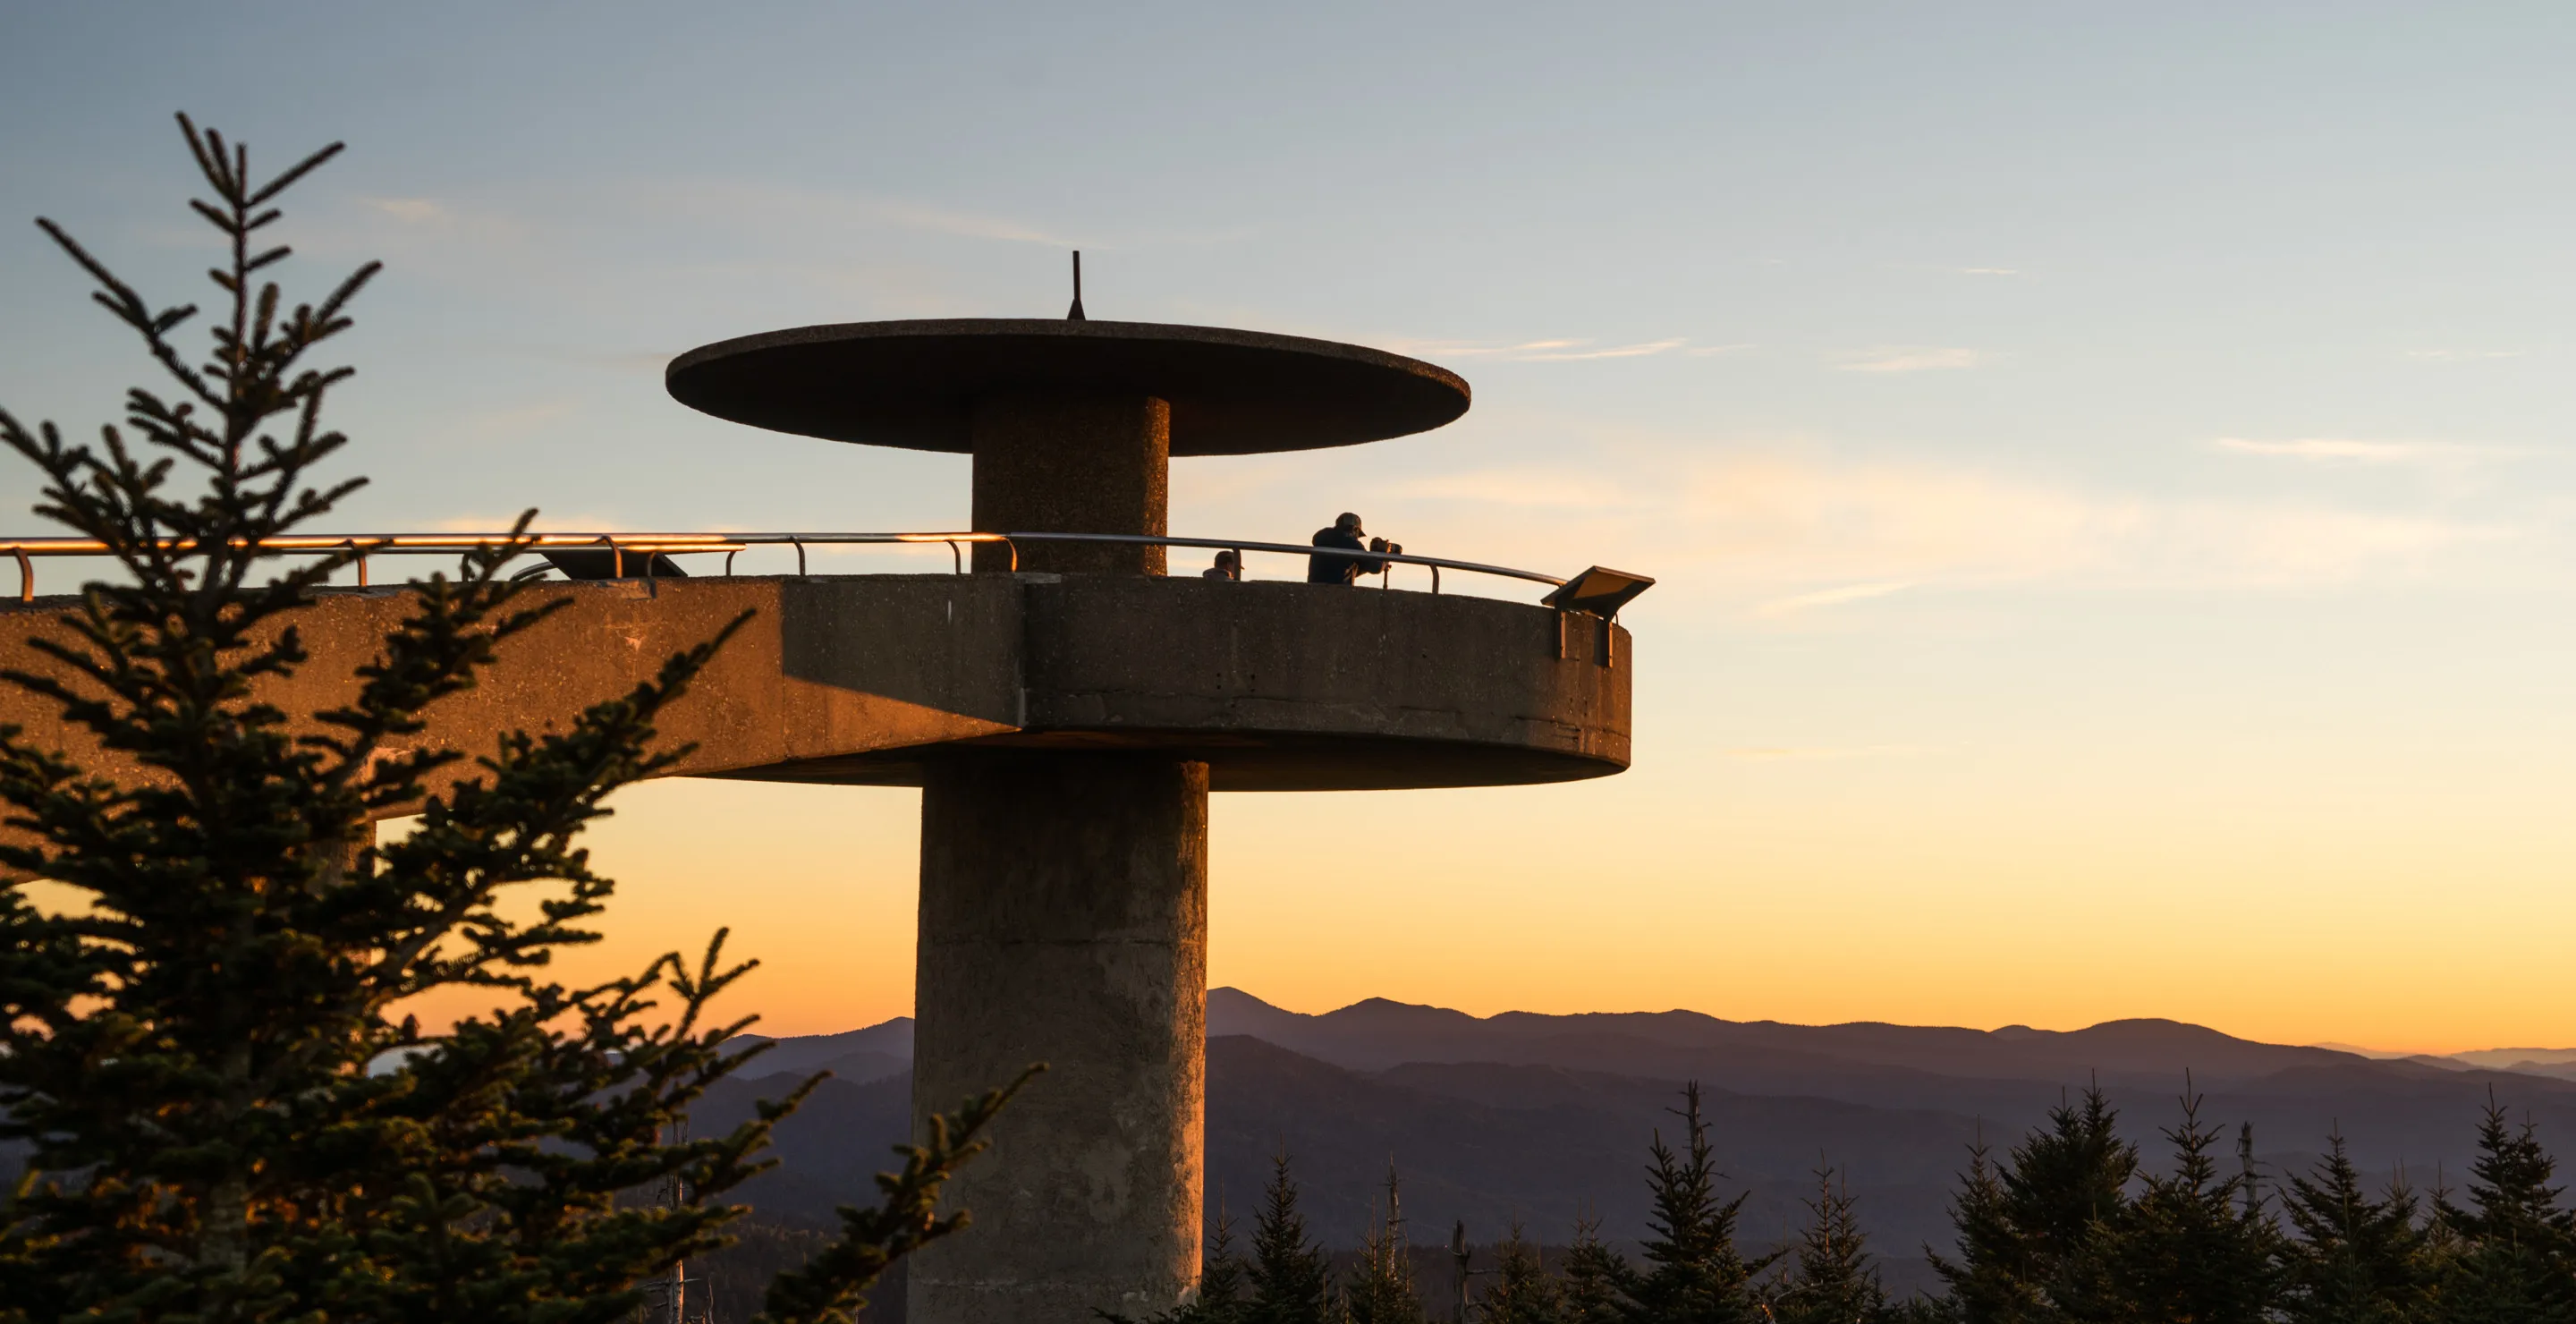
1201;549;1241;580
1307;512;1390;584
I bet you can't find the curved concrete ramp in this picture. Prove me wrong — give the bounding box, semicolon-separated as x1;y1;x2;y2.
0;574;1631;805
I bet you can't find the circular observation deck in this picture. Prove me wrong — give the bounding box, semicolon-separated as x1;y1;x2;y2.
665;318;1470;454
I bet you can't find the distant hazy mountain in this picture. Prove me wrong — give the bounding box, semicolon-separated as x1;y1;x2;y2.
716;990;2576;1291
735;1017;914;1080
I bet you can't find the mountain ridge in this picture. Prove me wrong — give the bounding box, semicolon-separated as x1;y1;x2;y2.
709;990;2576;1289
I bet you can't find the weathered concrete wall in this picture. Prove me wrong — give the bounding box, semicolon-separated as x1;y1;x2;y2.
911;752;1208;1324
969;393;1170;575
0;573;1630;804
0;576;1023;809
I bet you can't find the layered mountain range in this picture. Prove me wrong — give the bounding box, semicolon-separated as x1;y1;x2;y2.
701;990;2576;1290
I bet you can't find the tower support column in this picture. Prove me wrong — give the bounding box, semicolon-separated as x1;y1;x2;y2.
970;392;1169;575
909;751;1209;1324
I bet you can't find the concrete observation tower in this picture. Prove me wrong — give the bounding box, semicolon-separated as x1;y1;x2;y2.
662;297;1643;1322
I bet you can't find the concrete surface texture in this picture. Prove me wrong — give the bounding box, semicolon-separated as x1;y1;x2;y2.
911;753;1209;1322
968;392;1170;575
0;573;1630;806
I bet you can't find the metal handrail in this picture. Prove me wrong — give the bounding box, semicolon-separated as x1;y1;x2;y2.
0;530;1567;602
1012;531;1565;594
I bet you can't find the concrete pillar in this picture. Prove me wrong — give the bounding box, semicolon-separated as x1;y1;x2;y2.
969;393;1170;575
909;752;1209;1324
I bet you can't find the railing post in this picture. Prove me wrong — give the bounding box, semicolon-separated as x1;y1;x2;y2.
14;547;30;603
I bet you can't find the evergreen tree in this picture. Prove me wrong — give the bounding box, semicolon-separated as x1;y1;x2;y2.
1928;1137;2051;1324
1928;1087;2140;1324
1561;1216;1628;1324
2276;1129;2432;1324
0;115;1018;1324
1196;1201;1254;1322
1767;1161;1892;1324
2092;1087;2278;1324
1249;1150;1335;1324
2000;1084;2136;1316
1348;1165;1428;1324
1571;1082;1774;1324
1477;1221;1567;1324
2433;1092;2576;1324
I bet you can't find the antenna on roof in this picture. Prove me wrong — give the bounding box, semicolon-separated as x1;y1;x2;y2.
1067;250;1087;321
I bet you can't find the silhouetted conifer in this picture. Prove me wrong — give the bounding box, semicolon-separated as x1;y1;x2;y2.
1193;1201;1254;1322
2003;1084;2136;1315
1250;1150;1336;1324
2432;1092;2576;1324
1570;1082;1773;1323
1477;1221;1568;1324
1562;1216;1629;1324
2276;1130;2432;1323
1349;1165;1428;1324
1928;1137;2050;1323
0;115;1020;1324
1929;1087;2140;1324
1767;1161;1894;1324
2092;1086;2278;1324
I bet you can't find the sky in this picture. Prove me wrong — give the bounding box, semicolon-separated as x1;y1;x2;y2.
4;4;2574;1054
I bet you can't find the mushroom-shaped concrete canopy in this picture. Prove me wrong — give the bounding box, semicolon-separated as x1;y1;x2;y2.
665;318;1470;455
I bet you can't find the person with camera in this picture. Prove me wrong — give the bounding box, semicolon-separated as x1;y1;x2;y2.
1307;511;1397;584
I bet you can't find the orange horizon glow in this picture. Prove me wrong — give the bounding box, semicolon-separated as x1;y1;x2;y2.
381;758;2576;1063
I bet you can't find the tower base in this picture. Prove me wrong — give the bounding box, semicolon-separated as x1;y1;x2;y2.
909;752;1209;1324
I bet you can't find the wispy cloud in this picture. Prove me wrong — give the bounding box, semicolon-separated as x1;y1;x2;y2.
2213;437;2518;465
1398;337;1693;362
458;399;575;444
1758;581;1915;615
1686;343;1756;357
851;199;1073;246
1518;338;1686;361
1278;441;2521;613
362;198;449;224
634;180;1080;247
1840;347;1981;373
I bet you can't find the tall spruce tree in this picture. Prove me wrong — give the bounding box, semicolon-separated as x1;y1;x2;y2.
1572;1082;1774;1324
1929;1088;2137;1324
2091;1087;2278;1324
2277;1129;2432;1324
2433;1092;2576;1324
1767;1161;1893;1324
1476;1221;1567;1324
0;115;1019;1324
1248;1150;1336;1324
2002;1084;2136;1316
